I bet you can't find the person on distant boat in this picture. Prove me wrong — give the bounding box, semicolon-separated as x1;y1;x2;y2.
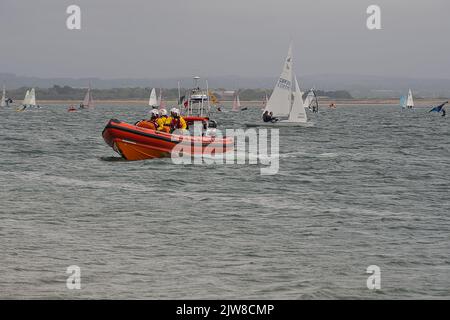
156;108;171;133
137;109;159;130
269;112;279;123
262;111;271;122
442;108;446;117
170;108;187;133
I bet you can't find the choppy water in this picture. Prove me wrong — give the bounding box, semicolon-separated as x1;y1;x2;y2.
0;104;449;299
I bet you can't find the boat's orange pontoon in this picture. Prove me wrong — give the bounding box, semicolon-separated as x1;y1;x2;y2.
102;118;234;160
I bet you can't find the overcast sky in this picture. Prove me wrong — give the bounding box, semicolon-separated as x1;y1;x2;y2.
0;0;449;79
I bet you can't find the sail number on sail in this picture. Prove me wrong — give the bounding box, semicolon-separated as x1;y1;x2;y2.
277;78;291;90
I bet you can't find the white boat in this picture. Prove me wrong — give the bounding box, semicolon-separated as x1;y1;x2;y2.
80;84;94;108
406;89;414;109
0;85;6;107
184;76;211;117
148;88;159;108
245;42;310;127
189;76;208;102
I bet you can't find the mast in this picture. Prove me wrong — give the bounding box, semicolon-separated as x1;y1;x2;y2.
205;80;210;116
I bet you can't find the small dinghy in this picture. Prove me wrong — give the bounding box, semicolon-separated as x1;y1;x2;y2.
79;83;94;109
245;42;310;127
102;118;234;160
401;89;414;110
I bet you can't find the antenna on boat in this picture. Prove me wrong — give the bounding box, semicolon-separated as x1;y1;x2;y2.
177;80;181;107
206;80;210;117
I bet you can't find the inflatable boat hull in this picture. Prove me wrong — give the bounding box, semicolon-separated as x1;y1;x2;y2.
102;119;233;160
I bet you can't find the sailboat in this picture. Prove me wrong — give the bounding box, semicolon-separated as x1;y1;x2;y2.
232;92;241;112
245;42;309;127
148;88;158;109
406;89;414;109
0;85;6;107
17;89;33;111
80;84;94;109
400;95;407;109
304;89;319;112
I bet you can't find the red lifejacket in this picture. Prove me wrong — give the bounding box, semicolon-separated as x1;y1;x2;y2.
170;118;182;131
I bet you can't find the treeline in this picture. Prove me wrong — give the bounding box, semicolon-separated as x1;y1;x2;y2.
5;85;352;101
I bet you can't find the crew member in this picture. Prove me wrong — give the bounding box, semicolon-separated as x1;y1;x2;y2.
156;108;171;133
136;109;159;130
170;108;187;133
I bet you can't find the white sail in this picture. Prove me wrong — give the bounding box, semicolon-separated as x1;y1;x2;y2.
0;85;6;107
264;43;293;117
29;88;36;106
232;93;240;111
287;76;307;123
303;90;314;109
82;85;94;108
23;90;30;105
407;89;414;107
148;88;158;107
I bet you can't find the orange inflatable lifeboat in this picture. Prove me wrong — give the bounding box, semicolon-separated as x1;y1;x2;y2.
102;118;234;160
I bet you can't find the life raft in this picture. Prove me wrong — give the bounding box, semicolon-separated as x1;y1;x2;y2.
102;118;233;160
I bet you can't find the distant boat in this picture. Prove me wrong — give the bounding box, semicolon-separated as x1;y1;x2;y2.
400;95;407;109
17;88;37;111
80;84;94;109
406;89;414;109
232;92;241;111
0;85;6;107
304;89;319;113
68;105;77;112
148;88;158;109
245;42;309;127
400;89;414;109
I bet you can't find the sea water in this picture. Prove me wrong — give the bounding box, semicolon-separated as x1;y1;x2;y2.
0;104;448;299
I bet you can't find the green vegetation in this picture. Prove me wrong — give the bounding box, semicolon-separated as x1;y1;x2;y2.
6;85;353;101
